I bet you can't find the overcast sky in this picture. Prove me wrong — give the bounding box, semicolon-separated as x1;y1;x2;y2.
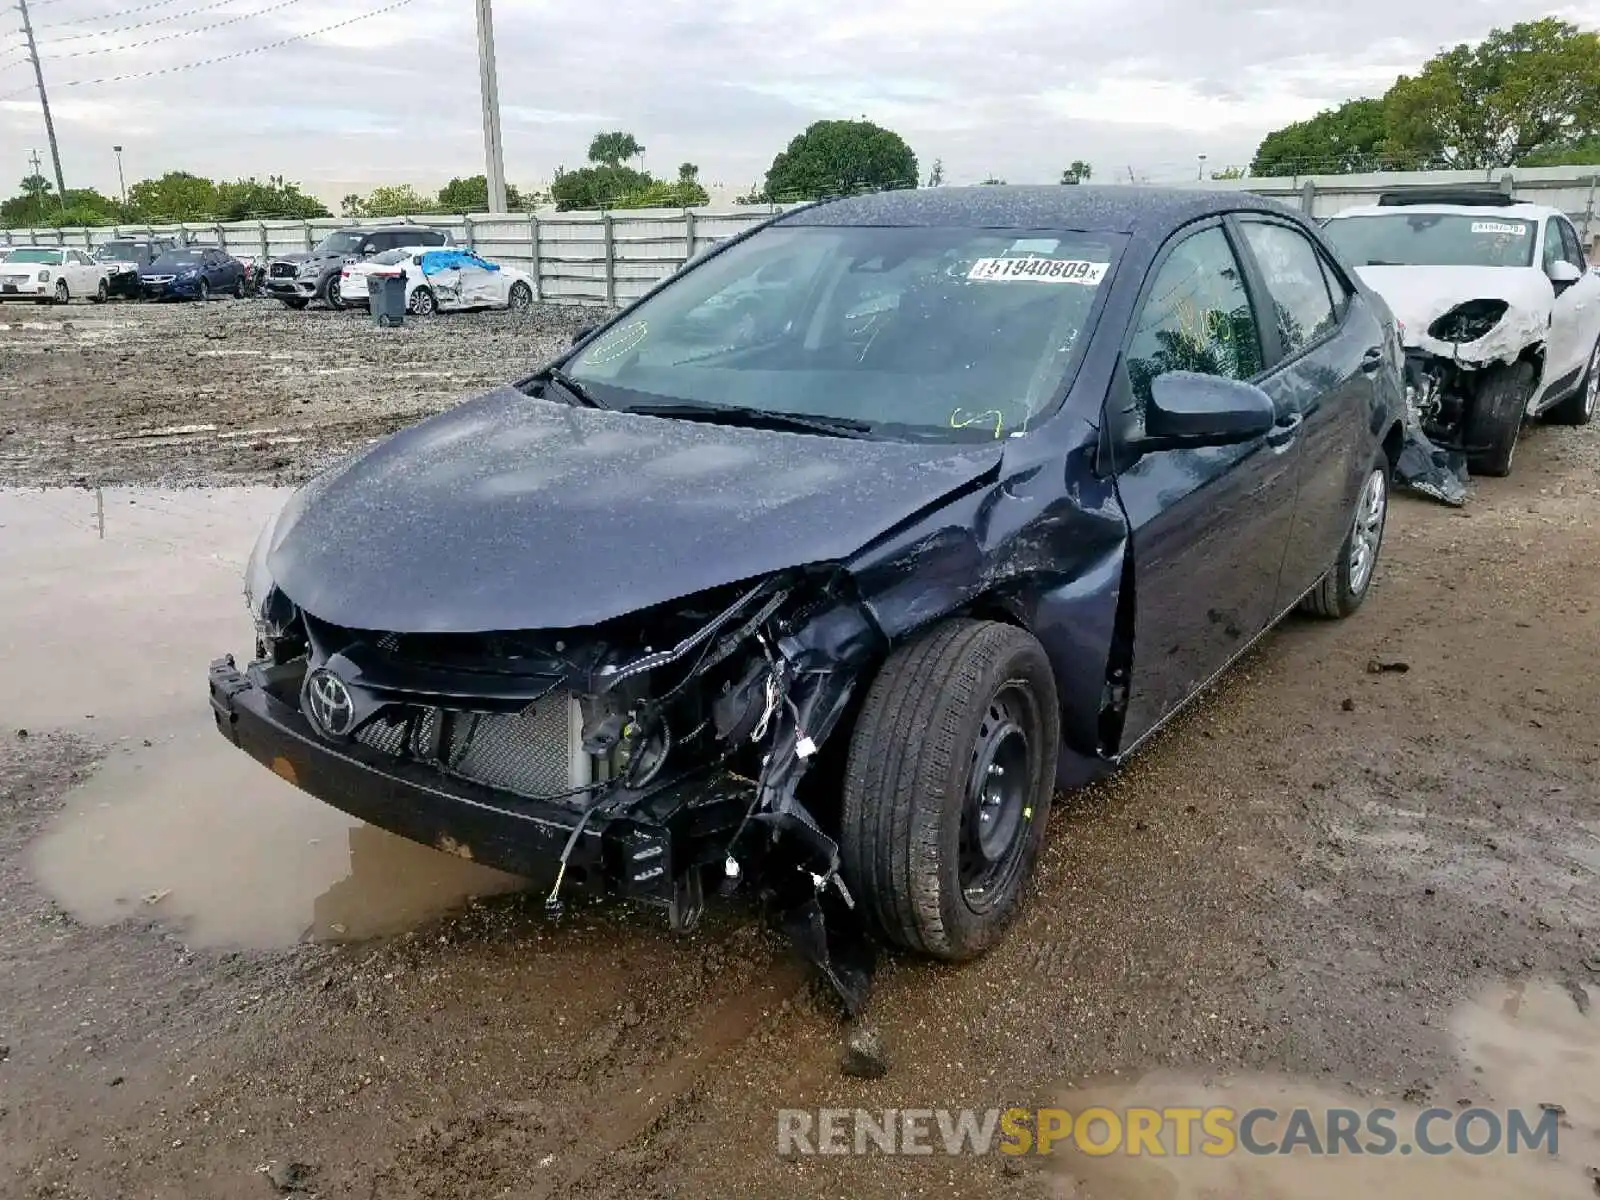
0;0;1592;206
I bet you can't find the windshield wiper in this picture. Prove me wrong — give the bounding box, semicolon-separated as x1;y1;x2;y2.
534;364;606;409
627;402;874;439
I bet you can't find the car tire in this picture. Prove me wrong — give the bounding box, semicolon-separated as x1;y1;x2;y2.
839;619;1060;960
280;297;309;310
325;275;345;310
91;279;109;304
232;274;246;299
53;280;69;305
1300;459;1388;619
197;278;210;303
410;287;437;316
1546;337;1599;427
507;281;533;312
1465;359;1533;477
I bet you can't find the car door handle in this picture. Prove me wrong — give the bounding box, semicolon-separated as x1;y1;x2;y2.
1266;412;1303;448
1359;346;1384;374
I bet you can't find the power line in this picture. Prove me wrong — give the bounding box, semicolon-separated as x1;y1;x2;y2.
32;0;196;28
36;0;263;45
0;0;420;95
40;0;312;58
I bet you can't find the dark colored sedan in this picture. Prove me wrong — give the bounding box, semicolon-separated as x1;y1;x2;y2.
140;246;248;300
210;186;1404;1012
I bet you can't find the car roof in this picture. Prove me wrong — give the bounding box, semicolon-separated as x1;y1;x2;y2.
776;184;1297;234
1328;201;1557;221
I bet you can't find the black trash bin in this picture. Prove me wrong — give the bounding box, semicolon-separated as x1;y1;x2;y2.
369;273;407;327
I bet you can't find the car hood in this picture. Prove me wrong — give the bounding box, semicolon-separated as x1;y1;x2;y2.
270;251;312;265
1352;264;1553;361
267;387;1005;633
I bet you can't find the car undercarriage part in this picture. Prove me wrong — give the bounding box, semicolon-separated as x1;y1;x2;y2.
1401;344;1535;488
256;568;889;1015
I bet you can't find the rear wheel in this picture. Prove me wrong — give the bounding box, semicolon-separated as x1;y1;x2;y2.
1465;360;1533;476
91;278;109;304
197;278;210;303
1301;460;1388;619
1547;337;1598;427
507;281;533;312
232;274;246;299
839;620;1060;960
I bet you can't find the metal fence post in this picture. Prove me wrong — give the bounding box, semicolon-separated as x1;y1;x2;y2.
258;221;268;262
602;211;615;307
1299;179;1316;216
303;221;313;252
684;208;696;266
214;221;225;252
528;211;541;299
463;212;475;251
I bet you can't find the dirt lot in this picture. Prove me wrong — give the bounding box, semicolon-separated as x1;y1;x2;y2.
0;298;599;489
1;301;1598;1199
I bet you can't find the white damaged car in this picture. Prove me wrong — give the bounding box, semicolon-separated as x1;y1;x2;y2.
1323;193;1599;476
340;247;535;316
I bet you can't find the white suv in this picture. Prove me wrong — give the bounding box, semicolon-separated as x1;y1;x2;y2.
1322;192;1599;476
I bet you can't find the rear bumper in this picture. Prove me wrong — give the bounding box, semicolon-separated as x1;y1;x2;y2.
207;655;750;900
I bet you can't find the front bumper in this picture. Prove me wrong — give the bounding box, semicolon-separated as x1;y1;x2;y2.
266;275;321;299
141;277;203;300
0;279;50;298
106;269;142;298
207;655;751;904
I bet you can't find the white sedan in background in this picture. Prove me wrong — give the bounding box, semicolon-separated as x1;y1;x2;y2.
340;247;536;315
0;246;111;303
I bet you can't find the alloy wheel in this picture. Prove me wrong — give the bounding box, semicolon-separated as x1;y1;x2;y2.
1348;467;1387;596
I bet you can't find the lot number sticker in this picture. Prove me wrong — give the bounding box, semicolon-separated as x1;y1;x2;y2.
1470;221;1525;235
968;257;1109;285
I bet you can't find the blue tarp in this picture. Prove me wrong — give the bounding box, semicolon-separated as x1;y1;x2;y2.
418;249;499;276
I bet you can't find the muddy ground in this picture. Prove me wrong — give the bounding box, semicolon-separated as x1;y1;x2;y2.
0;298;600;490
1;302;1598;1199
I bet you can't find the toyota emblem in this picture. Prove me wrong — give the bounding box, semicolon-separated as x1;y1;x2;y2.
303;668;355;737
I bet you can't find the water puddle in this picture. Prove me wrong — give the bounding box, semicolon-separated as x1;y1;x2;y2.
5;487;527;948
1047;979;1598;1198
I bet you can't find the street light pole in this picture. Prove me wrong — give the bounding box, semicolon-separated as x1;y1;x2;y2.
17;0;68;207
473;0;508;212
113;145;127;209
1197;153;1208;181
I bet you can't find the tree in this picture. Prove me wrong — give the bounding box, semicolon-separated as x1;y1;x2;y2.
1385;18;1600;168
926;158;944;187
762;119;917;202
1210;165;1247;180
437;174;524;212
677;162;699;185
215;175;329;220
127;171;219;221
610;179;711;209
1520;133;1600;165
979;176;1007;185
1250;98;1390;176
588;131;645;168
549;164;651;210
345;184;436;218
1061;160;1092;184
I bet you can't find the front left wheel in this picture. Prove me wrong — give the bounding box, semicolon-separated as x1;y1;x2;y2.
53;280;69;305
840;619;1060;960
1301;460;1388;619
325;275;345;310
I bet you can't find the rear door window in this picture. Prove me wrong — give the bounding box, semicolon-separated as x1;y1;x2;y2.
1238;220;1337;356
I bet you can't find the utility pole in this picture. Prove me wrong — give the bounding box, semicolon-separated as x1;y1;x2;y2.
17;0;68;207
472;0;507;212
113;144;127;209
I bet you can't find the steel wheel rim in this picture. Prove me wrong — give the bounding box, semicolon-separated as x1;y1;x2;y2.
958;682;1036;910
1348;468;1386;595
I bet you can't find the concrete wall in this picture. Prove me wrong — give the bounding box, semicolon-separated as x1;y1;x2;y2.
5;165;1596;305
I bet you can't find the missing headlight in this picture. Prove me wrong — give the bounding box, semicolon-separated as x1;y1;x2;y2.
1428;298;1508;344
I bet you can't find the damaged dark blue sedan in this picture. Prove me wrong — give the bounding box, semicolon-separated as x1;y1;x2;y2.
210;186;1404;1012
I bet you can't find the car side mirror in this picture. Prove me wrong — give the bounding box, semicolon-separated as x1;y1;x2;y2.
572;325;596;345
1548;259;1582;292
1137;371;1276;451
